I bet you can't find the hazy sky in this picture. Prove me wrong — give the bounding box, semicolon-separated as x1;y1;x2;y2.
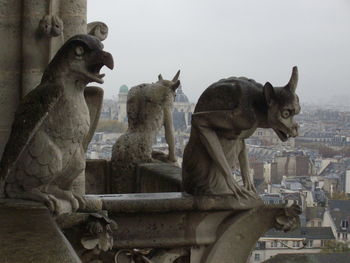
88;0;350;104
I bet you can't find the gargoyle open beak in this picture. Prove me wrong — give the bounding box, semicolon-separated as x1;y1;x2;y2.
102;51;114;70
87;51;114;84
273;128;298;142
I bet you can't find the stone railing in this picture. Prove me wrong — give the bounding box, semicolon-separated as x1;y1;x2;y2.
86;159;182;194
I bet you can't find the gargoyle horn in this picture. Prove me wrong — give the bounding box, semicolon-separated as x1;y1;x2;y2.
287;66;298;92
158;74;163;81
172;70;181;82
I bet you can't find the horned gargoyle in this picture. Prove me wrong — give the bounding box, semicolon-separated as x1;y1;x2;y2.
182;67;300;198
0;35;114;214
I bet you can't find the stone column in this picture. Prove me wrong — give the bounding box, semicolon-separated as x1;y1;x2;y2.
0;0;87;159
21;0;87;97
60;0;87;40
21;0;51;97
0;0;22;158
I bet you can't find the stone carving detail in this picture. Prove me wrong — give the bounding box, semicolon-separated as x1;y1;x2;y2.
111;71;180;193
57;212;117;263
39;15;64;37
88;22;109;42
114;248;188;263
274;202;301;231
0;35;114;214
182;67;300;198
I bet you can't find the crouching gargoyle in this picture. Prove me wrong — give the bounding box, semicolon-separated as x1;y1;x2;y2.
0;35;114;214
182;67;300;198
111;71;180;193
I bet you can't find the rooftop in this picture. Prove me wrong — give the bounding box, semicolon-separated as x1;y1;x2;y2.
175;85;189;103
264;252;350;263
264;227;335;240
328;200;350;233
119;84;129;93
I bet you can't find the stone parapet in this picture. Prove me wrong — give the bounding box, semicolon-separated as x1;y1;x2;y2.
136;163;183;193
83;193;300;263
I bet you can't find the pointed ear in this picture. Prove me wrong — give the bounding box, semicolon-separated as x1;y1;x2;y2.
263;82;275;106
172;70;180;82
158;74;163;81
286;66;298;93
171;80;180;91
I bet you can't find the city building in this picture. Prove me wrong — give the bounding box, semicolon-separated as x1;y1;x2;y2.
323;200;350;242
250;227;335;263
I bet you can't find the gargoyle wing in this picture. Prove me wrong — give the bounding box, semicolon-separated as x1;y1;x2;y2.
82;86;104;151
0;84;63;196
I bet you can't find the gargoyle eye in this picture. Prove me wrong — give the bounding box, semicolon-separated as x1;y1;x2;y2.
282;110;291;119
75;46;84;57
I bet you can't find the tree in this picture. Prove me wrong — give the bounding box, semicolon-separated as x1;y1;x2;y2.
329;192;350;200
321;240;350;253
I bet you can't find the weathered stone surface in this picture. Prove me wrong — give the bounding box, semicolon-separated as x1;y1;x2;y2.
95;192;263;213
136;163;183;193
88;21;108;41
60;0;87;40
183;67;301;198
111;72;180;193
0;199;80;263
0;17;22;71
83;193;299;263
86;159;110;194
0;72;21;157
57;211;117;263
0;0;22;158
0;35;113;215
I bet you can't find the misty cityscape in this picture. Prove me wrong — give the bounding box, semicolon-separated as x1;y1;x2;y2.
87;1;350;262
1;1;350;263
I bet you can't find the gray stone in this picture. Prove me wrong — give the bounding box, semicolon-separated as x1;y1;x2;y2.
86;159;110;194
0;35;114;214
83;193;300;263
136;163;182;193
57;211;117;263
111;71;180;193
183;67;301;198
0;199;80;263
0;0;88;159
88;22;108;41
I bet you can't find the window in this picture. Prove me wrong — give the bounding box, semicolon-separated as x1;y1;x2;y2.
321;240;326;247
271;241;278;248
254;253;260;261
292;241;300;247
307;240;313;248
342;233;348;240
318;221;322;227
341;220;349;229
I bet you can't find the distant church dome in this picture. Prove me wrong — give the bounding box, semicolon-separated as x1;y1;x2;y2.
119;85;129;93
175;85;189;103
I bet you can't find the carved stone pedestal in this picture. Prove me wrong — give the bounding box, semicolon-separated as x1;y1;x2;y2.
87;193;300;263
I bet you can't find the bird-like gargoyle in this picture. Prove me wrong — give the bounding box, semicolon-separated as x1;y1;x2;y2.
0;35;114;214
182;67;300;199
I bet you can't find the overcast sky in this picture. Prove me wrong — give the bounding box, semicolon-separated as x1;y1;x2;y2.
88;0;350;104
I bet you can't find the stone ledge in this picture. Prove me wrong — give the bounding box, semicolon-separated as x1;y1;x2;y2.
0;199;80;263
87;192;264;213
136;162;183;193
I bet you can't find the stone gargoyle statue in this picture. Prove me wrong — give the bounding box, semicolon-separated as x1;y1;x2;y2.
111;71;181;193
182;67;300;198
0;35;114;214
